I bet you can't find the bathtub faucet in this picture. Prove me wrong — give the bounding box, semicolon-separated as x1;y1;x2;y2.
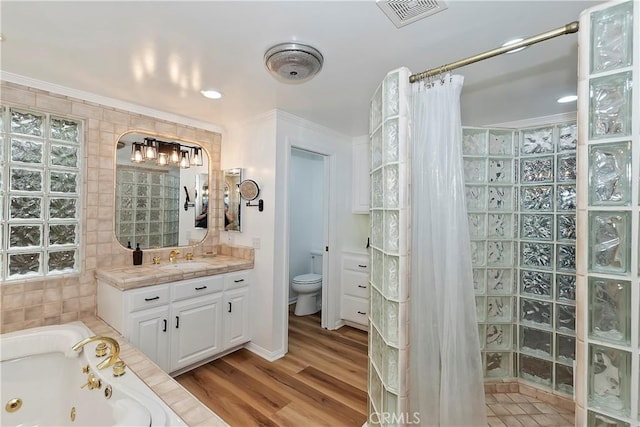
72;336;120;370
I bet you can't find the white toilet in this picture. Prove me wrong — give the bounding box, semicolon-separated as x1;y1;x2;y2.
291;251;323;316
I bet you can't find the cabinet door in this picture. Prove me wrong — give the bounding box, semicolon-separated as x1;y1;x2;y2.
352;139;371;213
170;293;223;372
224;287;250;349
128;305;170;372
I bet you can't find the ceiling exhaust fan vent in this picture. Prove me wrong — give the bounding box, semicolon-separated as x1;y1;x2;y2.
264;43;324;84
377;0;447;28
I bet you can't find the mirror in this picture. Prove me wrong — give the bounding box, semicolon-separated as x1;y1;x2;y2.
223;168;242;232
195;173;209;229
115;131;210;249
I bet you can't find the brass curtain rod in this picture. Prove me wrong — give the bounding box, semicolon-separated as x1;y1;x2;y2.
409;21;580;83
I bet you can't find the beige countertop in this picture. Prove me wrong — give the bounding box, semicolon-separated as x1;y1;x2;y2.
96;255;254;291
81;316;227;427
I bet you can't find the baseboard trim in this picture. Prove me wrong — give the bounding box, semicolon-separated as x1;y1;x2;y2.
244;342;286;362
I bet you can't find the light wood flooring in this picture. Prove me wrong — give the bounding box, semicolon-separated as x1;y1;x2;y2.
176;311;369;426
176;311;574;427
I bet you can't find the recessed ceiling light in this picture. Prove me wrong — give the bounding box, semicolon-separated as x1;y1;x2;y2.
502;38;526;54
200;89;222;99
557;95;578;103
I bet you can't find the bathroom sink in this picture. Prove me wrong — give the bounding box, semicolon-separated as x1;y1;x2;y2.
159;262;211;270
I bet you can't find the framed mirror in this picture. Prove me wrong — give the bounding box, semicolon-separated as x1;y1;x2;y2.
223;168;242;232
115;131;209;249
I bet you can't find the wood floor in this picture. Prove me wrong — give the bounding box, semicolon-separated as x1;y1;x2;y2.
176;311;369;427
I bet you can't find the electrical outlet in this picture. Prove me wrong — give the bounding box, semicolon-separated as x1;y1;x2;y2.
252;237;261;249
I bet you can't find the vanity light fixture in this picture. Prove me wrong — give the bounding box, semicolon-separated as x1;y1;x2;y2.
557;95;578;103
200;89;222;99
131;143;144;163
180;150;190;169
143;137;157;160
157;152;169;166
502;38;527;54
169;144;180;163
190;147;203;167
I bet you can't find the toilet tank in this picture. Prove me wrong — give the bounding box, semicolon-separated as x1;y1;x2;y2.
310;250;323;275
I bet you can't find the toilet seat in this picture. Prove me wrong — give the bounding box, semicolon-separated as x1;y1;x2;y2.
292;273;322;284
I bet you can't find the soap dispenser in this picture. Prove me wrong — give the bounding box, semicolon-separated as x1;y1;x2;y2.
133;243;143;266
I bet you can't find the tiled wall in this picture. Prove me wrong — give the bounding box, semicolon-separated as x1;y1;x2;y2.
0;81;222;333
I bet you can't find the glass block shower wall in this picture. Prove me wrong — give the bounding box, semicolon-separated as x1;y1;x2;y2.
0;106;82;280
115;167;180;249
577;1;639;425
516;123;577;395
369;67;410;423
463;127;518;378
463;122;578;394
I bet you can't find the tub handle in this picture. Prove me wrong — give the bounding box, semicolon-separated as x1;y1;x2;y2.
162;319;167;332
175;316;180;329
144;296;160;302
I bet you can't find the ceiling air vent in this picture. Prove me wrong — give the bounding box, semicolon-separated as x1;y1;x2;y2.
377;0;447;28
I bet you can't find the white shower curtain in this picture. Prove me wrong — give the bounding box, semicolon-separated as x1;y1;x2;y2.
408;75;487;426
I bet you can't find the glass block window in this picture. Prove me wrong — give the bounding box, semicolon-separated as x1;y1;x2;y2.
1;107;82;280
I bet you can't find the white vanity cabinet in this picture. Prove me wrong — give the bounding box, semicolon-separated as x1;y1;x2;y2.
97;270;252;374
340;252;370;330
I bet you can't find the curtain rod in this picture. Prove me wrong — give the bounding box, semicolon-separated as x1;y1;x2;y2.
409;21;580;83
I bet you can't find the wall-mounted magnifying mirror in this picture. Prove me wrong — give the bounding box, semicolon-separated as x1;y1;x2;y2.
223;168;242;232
115;131;209;249
239;179;264;212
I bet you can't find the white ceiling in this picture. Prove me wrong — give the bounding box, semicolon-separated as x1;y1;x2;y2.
1;1;600;137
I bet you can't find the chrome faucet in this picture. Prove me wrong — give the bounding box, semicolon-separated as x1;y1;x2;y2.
169;249;180;263
72;336;120;370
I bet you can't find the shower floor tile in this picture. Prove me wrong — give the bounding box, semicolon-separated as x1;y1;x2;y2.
486;391;574;427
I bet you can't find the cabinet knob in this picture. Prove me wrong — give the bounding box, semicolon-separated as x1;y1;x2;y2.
358;264;367;268
144;296;160;302
195;286;207;291
357;311;367;315
358;285;367;289
228;302;232;313
175;316;180;329
234;279;244;283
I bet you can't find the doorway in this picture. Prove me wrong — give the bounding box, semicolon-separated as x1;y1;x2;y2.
288;147;329;327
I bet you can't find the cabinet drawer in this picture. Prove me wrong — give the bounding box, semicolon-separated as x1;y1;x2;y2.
342;295;368;326
224;271;251;290
128;285;171;312
173;276;224;302
342;270;369;299
343;256;370;273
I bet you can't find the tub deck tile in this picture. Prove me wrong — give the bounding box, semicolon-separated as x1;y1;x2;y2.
80;315;227;426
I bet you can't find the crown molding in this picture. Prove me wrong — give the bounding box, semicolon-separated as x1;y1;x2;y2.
0;71;225;134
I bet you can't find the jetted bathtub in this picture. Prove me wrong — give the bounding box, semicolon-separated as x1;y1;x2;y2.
0;322;186;427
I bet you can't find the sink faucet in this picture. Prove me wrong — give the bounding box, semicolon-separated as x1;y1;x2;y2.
169;250;180;263
72;336;120;370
